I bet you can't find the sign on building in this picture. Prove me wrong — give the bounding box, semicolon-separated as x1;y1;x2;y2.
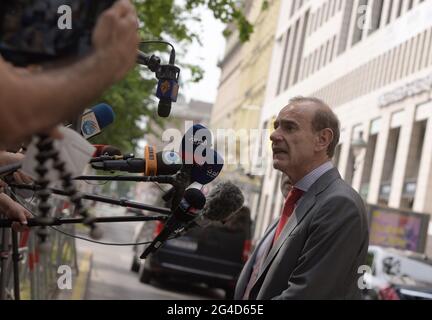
368;205;430;253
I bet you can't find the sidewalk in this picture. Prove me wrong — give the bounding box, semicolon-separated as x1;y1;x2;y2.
56;250;93;300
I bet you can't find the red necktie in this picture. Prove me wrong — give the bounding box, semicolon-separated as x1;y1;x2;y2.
273;188;304;245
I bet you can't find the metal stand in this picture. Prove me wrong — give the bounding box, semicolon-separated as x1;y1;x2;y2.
10;184;171;216
11;231;20;300
0;214;167;229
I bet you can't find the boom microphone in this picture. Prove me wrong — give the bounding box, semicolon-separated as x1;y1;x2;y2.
202;181;245;221
192;181;245;229
140;188;206;259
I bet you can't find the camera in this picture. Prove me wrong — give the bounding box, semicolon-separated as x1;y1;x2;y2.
0;0;116;66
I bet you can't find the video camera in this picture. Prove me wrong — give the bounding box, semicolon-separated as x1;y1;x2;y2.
0;0;117;66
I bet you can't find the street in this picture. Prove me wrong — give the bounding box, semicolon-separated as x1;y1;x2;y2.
76;204;224;300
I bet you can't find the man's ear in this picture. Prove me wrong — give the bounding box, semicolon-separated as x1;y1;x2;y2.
315;128;333;153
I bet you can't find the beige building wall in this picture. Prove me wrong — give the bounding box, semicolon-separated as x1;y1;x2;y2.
210;0;282;217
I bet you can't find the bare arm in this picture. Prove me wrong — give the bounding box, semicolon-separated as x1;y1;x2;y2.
0;0;139;148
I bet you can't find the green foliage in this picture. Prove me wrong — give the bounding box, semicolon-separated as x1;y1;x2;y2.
92;0;253;154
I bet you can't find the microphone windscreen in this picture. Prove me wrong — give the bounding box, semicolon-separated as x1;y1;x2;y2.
202;181;244;221
157;100;171;118
183;188;206;211
92;103;115;129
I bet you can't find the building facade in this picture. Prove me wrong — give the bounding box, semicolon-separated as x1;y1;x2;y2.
210;0;281;216
256;0;432;255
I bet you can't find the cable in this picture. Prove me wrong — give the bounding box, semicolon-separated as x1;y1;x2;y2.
83;180;110;186
50;226;154;246
140;40;176;64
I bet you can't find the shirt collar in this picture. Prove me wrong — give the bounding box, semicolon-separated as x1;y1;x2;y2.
294;161;334;192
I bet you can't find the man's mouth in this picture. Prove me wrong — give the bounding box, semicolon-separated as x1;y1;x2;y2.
272;147;288;156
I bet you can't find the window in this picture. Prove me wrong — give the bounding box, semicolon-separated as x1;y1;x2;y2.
276;30;291;95
386;0;394;24
369;0;384;34
396;0;403;18
351;0;369;46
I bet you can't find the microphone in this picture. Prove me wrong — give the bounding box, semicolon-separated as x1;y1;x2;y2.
136;52;161;72
179;124;213;165
80;103;115;139
156;64;180;118
91;150;182;175
140;188;206;259
190;148;224;185
188;181;245;230
162;124;220;206
201;181;245;222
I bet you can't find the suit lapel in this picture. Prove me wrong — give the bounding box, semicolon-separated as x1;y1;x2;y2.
255;193;316;285
235;220;278;299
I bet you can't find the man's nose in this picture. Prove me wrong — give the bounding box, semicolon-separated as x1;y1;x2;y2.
270;129;281;142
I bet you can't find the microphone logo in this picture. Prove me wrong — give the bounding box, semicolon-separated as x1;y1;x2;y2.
206;168;220;178
162;151;181;165
82;120;99;136
160;80;170;94
81;110;101;139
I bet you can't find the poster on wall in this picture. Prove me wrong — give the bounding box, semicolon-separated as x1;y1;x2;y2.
368;205;430;253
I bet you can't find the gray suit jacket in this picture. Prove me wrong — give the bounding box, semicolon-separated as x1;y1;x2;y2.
235;168;369;300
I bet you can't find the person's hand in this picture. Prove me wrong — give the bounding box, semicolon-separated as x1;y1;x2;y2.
92;0;139;82
12;171;32;185
0;180;7;193
0;193;32;232
0;151;33;185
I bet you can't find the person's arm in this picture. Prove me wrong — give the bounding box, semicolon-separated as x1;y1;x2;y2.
0;0;139;148
272;195;367;300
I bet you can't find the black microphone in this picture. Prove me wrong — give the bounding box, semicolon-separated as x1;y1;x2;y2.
136;51;161;72
91;150;182;176
140;188;206;259
136;50;179;118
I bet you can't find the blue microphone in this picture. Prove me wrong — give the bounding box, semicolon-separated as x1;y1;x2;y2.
179;124;213;165
80;103;115;139
156;64;180;118
191;149;224;185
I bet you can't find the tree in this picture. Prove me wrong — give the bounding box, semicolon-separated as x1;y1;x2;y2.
90;0;253;153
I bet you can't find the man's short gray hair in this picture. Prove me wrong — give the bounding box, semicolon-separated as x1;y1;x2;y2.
288;96;340;158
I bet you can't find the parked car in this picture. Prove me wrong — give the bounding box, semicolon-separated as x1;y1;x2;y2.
362;245;432;300
130;206;252;299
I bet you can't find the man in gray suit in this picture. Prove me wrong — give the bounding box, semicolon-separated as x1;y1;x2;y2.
235;97;369;300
